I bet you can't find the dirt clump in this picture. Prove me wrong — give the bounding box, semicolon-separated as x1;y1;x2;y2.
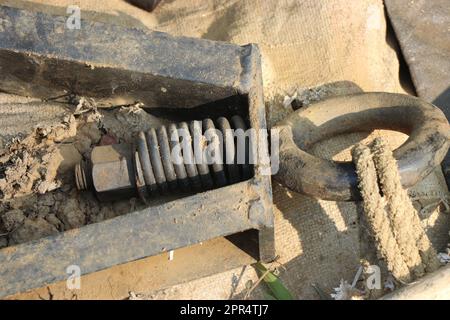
1;209;25;232
0;115;78;200
9;217;58;245
57;197;86;229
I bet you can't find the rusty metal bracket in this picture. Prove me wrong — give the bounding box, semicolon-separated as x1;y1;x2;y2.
0;5;274;298
274;92;450;201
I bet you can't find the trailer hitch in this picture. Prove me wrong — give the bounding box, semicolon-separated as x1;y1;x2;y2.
273;92;450;201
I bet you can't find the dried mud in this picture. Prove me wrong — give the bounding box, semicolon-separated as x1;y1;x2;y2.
0;96;166;247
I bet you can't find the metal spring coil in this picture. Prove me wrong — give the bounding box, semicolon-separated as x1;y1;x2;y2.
133;115;252;199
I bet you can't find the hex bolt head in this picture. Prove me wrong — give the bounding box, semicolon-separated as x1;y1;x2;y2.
76;144;138;201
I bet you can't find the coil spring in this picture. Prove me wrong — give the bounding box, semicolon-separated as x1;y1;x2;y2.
133;115;252;199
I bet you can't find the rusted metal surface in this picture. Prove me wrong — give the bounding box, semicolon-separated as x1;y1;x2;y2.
274;92;450;201
7;235;258;300
385;0;450;187
76;144;138;202
77;115;253;203
0;5;274;298
0;182;263;298
0;5;253;109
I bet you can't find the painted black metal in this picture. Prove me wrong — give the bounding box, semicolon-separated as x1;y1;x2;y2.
0;5;274;298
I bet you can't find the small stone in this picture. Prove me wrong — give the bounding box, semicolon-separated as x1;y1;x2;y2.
45;214;64;231
37;205;51;218
9;217;58;245
112;200;132;217
56;198;86;229
78;123;101;144
82;194;100;217
40;194;56;207
90;209;105;223
1;209;25;232
61;183;72;193
99;206;115;220
99;133;118;146
74;137;92;155
53;192;65;201
36;180;60;194
0;237;7;248
55;144;82;174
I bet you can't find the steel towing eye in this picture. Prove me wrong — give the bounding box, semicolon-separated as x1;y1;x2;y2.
273;92;450;201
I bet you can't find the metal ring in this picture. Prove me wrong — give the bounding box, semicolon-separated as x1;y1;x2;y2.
273;92;450;201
